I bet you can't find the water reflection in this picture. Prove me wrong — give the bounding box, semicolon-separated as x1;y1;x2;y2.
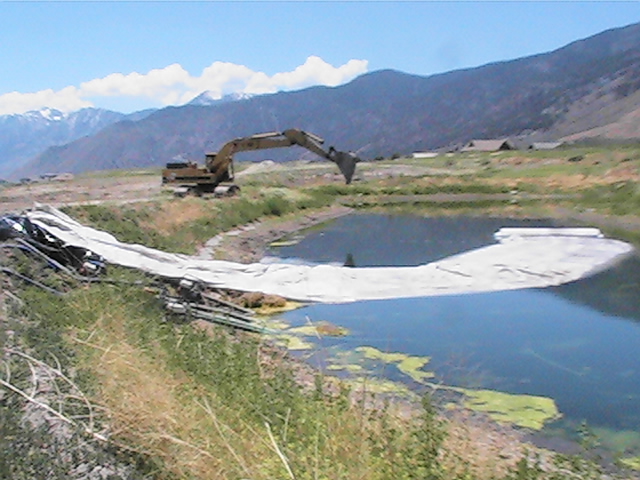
551;255;640;322
278;289;640;432
269;213;572;267
344;253;356;268
268;213;640;440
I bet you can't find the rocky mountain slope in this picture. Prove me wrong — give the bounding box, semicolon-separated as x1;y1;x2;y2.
11;21;640;178
0;108;154;178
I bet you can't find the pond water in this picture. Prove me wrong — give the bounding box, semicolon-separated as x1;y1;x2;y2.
267;213;640;452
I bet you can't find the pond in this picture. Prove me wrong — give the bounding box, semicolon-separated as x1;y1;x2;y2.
266;213;640;455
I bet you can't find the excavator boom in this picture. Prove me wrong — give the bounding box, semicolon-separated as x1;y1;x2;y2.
162;128;359;196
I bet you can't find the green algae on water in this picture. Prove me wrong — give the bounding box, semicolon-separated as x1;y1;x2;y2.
356;346;408;364
397;356;435;383
269;238;302;248
456;388;561;430
621;456;640;471
261;319;290;331
346;377;419;400
350;346;434;384
275;334;315;351
326;364;364;373
287;321;350;337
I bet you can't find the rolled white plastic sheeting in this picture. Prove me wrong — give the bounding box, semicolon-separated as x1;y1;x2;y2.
27;205;634;304
494;227;603;241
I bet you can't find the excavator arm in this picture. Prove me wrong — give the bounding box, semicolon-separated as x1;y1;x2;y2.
206;129;358;185
163;128;359;196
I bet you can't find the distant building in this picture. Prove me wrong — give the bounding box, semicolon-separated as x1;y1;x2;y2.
528;142;563;150
52;173;74;182
40;172;74;182
461;139;516;152
411;152;439;159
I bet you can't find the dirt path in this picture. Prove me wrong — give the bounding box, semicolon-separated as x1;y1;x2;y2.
0;175;162;214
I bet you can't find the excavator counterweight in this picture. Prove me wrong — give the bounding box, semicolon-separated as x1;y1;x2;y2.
162;129;359;196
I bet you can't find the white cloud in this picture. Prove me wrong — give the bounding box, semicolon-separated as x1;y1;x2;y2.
0;56;368;115
80;63;191;104
0;86;92;116
271;56;368;90
193;62;256;95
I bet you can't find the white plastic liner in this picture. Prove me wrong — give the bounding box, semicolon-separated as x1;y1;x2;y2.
27;206;634;304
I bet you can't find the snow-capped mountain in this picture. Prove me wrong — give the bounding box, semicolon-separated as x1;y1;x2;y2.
2;107;116;129
188;91;254;106
26;107;66;122
0;93;247;179
0;107;154;179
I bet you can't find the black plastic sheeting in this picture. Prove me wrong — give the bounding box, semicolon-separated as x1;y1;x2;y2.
0;214;105;275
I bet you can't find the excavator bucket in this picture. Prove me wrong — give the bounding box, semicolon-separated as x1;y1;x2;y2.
332;150;359;184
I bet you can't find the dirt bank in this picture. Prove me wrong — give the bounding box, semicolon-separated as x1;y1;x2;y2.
204;204;354;263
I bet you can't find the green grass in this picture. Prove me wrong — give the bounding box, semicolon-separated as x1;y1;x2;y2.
2;257;609;479
578;181;640;216
5;279;455;479
63;189;334;255
76;167;161;179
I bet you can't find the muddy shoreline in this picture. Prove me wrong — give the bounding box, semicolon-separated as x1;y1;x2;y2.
206;204;354;263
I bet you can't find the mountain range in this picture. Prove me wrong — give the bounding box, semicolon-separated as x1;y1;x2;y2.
5;21;640;180
0;108;155;178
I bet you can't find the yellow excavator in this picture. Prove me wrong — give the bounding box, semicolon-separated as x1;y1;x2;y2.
162;128;359;196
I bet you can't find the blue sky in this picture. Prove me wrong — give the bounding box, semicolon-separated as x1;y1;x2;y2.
1;1;639;115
